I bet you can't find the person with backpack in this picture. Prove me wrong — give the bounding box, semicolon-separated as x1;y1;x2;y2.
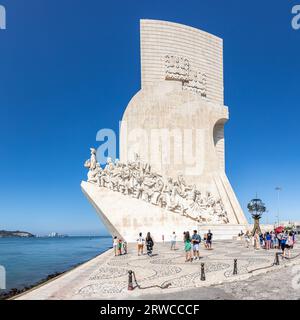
192;230;201;260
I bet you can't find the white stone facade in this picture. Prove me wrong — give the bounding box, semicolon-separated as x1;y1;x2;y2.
82;20;248;241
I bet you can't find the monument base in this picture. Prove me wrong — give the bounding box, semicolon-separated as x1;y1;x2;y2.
81;181;247;242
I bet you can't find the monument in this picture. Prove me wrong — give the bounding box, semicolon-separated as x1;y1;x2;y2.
81;20;248;241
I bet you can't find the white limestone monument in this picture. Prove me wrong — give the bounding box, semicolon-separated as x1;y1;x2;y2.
81;20;248;241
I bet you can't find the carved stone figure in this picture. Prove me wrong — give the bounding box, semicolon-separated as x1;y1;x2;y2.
84;149;230;224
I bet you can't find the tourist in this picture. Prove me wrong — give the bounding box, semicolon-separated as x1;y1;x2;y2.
137;232;145;256
283;232;294;258
203;233;208;248
184;231;192;262
113;236;118;256
254;231;260;250
162;234;165;244
277;231;283;249
280;232;288;257
206;230;213;249
273;233;279;249
292;231;297;247
270;231;275;249
118;239;123;255
123;241;128;254
265;232;271;250
170;231;177;250
259;233;264;248
244;231;251;248
146;232;154;257
192;230;201;260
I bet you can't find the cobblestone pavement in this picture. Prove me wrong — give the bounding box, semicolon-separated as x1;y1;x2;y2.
134;264;300;300
16;240;300;300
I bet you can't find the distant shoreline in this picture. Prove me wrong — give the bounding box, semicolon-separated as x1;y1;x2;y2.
0;230;35;238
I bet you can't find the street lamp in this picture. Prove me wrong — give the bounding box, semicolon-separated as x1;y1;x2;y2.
247;198;267;235
275;187;282;226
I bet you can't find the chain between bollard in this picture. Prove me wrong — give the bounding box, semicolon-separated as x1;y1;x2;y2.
128;270;171;290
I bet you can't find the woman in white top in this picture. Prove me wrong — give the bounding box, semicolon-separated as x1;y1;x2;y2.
137;232;145;256
284;232;294;258
170;232;177;250
113;236;118;256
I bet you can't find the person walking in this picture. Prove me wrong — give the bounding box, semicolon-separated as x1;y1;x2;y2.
254;231;260;250
244;231;251;248
265;232;271;250
170;231;177;250
284;232;294;258
146;232;154;257
192;230;201;260
206;230;213;249
137;232;145;256
113;236;118;256
184;231;192;262
118;239;123;255
281;232;288;258
123;241;128;254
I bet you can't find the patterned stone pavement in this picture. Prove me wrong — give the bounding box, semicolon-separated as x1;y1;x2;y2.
16;240;300;300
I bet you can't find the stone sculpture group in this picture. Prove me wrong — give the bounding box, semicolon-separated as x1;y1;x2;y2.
84;148;229;224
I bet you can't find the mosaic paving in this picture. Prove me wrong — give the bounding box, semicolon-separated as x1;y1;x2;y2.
17;240;300;300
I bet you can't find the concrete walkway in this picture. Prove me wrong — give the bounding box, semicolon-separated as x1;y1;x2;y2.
16;240;300;300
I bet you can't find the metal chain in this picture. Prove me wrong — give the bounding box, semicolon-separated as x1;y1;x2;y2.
132;271;171;290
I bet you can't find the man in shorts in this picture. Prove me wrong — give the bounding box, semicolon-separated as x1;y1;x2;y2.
192;230;201;260
206;230;213;249
137;232;145;256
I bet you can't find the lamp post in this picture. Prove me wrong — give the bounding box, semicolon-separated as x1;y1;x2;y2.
275;187;282;226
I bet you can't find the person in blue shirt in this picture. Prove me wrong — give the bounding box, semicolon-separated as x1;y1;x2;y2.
191;230;201;260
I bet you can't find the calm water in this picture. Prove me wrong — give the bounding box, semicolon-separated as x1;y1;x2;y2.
0;236;112;291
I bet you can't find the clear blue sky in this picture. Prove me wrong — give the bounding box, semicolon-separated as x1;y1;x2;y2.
0;0;299;235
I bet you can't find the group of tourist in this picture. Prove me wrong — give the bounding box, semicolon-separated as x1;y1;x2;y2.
136;232;155;257
112;236;128;256
242;229;297;258
112;229;213;261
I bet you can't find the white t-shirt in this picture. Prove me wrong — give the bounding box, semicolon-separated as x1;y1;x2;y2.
113;239;118;246
171;234;177;242
137;236;144;245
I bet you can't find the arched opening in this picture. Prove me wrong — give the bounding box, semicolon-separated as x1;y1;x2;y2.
213;119;227;171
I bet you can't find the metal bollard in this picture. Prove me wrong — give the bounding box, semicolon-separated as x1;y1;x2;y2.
201;263;206;281
128;270;134;290
233;259;238;275
274;252;280;266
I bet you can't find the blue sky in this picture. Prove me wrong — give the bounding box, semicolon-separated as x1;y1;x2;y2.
0;0;299;235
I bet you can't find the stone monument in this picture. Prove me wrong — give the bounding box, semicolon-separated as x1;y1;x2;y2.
81;20;248;241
